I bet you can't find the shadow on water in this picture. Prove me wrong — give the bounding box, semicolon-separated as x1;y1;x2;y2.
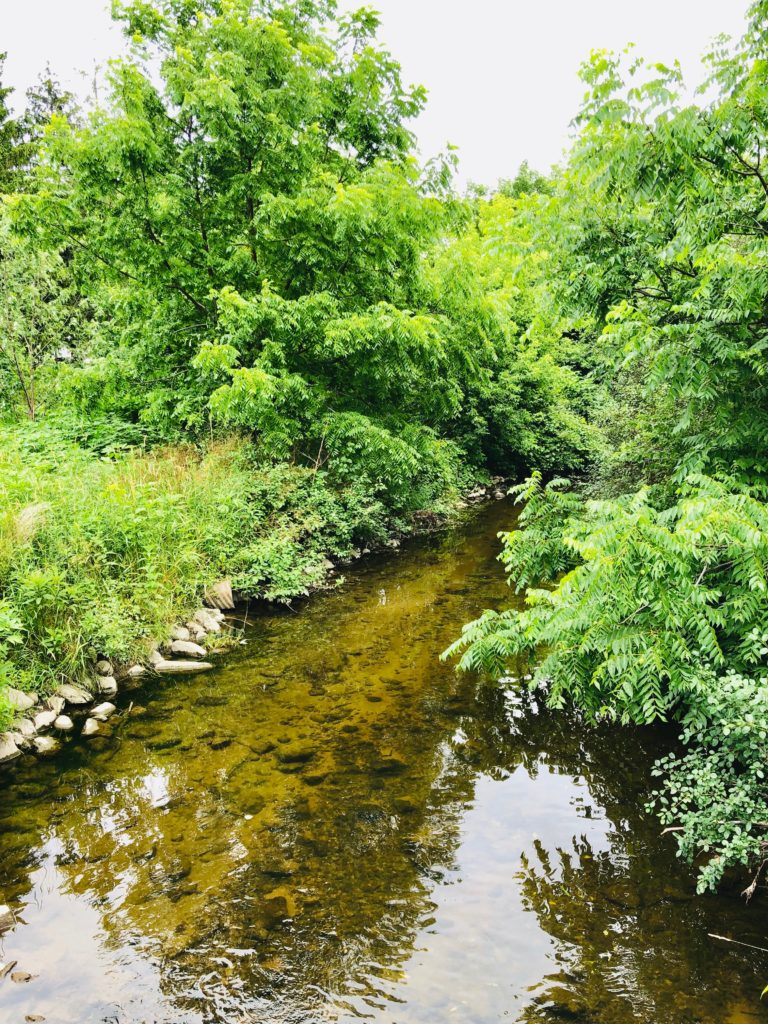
1;500;768;1023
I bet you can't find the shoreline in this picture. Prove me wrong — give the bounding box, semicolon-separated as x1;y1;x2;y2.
0;482;507;772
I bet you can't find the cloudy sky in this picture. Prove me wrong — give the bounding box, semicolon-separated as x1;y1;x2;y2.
1;0;750;186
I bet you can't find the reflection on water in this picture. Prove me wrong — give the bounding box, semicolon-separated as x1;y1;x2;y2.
1;501;767;1023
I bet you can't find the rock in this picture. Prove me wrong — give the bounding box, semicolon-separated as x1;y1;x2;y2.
53;715;74;733
16;719;36;740
494;488;507;500
95;659;113;676
0;733;21;764
186;620;207;641
32;736;60;756
0;960;17;978
97;676;118;697
194;608;221;633
154;659;214;674
148;648;164;667
204;579;235;611
90;702;116;722
0;905;15;932
322;559;335;570
82;718;100;738
276;743;316;764
385;538;400;549
25;1015;45;1022
6;687;36;713
55;683;92;705
11;970;32;983
170;639;207;659
127;664;147;679
33;710;57;731
170;625;191;642
46;696;65;716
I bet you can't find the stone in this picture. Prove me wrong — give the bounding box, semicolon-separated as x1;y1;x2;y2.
82;718;100;738
148;648;164;667
11;970;32;983
53;715;74;732
16;719;36;740
154;659;214;674
170;625;191;642
494;488;507;500
32;736;60;756
0;733;21;764
276;743;316;764
33;710;57;731
97;676;118;697
25;1016;45;1022
55;683;92;705
46;696;65;716
91;702;116;722
170;639;207;659
186;621;207;641
127;664;147;679
0;905;15;932
95;659;113;676
6;687;36;713
322;559;335;570
194;608;221;633
204;579;235;611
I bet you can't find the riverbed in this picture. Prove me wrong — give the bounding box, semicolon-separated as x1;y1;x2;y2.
0;500;766;1023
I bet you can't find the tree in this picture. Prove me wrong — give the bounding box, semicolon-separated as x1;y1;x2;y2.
0;52;25;193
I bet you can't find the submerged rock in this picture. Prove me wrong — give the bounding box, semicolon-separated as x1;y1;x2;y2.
33;736;60;756
55;683;92;706
0;733;21;764
170;639;207;658
154;659;214;674
276;742;316;764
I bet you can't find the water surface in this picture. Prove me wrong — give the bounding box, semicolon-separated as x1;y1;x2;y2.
1;500;767;1023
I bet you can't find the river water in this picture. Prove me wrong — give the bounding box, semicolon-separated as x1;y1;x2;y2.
1;500;767;1023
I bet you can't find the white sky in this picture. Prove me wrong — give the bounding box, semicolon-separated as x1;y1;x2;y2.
0;0;751;186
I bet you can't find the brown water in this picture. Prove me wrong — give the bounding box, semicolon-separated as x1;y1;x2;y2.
1;500;768;1024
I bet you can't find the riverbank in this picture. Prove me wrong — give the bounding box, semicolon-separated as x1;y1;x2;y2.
0;421;504;767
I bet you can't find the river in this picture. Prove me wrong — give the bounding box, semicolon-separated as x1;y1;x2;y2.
0;499;766;1023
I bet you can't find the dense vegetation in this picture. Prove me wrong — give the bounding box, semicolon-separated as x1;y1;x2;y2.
4;0;768;894
447;0;768;890
0;0;591;725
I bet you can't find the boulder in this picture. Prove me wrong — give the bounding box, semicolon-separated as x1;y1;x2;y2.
32;736;60;756
46;696;66;716
91;702;116;722
186;620;207;641
6;687;36;713
153;659;214;674
194;608;221;633
170;625;191;642
170;639;207;659
95;659;113;676
33;710;57;731
55;683;93;705
0;905;15;932
0;733;20;765
82;718;100;738
53;715;74;732
97;676;118;698
148;648;164;667
127;664;147;679
16;719;36;740
204;579;235;611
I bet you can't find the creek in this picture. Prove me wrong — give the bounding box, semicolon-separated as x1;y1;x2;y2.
0;500;766;1023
